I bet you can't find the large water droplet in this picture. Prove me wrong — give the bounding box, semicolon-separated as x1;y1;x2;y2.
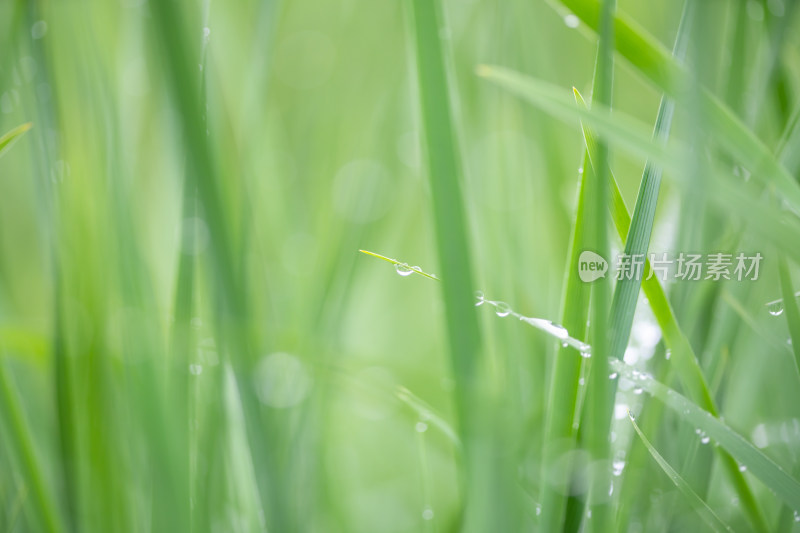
612;459;625;476
395;263;414;276
768;302;784;316
494;302;511;317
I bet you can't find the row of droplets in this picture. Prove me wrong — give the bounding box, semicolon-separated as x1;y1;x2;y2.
474;291;592;355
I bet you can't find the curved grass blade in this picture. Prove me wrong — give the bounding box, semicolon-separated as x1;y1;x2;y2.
611;358;800;511
0;122;32;159
629;413;735;533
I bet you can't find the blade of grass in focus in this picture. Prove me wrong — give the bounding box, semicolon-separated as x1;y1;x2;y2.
629;413;734;533
408;0;521;528
574;87;767;531
581;1;614;530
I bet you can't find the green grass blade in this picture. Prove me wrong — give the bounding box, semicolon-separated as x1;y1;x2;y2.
611;358;800;511
409;0;519;529
573;87;768;532
582;1;615;530
629;414;734;533
538;152;592;532
778;257;800;376
359;250;441;281
605;0;690;362
0;122;32;159
549;0;800;214
0;355;62;533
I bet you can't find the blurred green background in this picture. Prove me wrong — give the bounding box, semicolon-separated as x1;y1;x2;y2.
1;0;800;531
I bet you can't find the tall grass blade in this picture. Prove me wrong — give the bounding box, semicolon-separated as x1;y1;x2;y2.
409;0;520;529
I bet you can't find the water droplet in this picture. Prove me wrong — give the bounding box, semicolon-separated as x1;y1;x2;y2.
793;509;800;522
665;349;671;360
395;263;414;276
739;464;747;472
494;301;511;317
203;27;211;43
474;290;485;306
633;387;643;395
578;377;585;385
564;14;580;28
768;302;784;316
31;20;48;40
415;421;428;433
695;428;702;435
609;372;618;380
422;507;434;520
612;459;626;476
562;341;568;348
189;364;203;375
535;504;542;516
701;435;710;445
579;349;591;358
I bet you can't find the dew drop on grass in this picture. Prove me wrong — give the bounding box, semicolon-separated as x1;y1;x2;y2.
665;349;671;360
189;364;203;376
395;263;414;276
768;302;784;316
608;372;618;380
793;510;800;522
578;377;585;386
612;459;625;476
415;421;428;433
564;14;580;28
633;387;643;395
494;301;511;317
474;290;485;306
739;464;747;472
422;507;434;521
535;504;542;516
701;435;710;445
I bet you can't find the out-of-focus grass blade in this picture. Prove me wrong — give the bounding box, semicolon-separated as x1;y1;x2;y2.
549;0;800;214
629;414;734;533
574;87;767;531
409;0;520;529
0;355;62;533
778;257;800;376
0;122;32;159
611;358;800;510
479;68;800;270
477;66;679;171
395;386;460;447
